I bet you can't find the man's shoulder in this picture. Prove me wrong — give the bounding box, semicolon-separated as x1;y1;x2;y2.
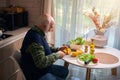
25;29;45;43
26;29;41;38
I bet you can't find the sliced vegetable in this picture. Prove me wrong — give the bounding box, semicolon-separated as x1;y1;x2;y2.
71;52;78;57
63;48;71;55
78;54;95;61
69;37;85;45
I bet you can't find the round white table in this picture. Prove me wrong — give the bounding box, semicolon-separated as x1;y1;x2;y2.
63;47;120;80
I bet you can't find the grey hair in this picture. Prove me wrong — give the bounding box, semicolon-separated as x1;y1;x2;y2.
35;14;54;27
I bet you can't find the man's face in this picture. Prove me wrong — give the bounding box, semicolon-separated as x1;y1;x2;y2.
43;24;54;33
40;21;51;33
48;22;54;32
44;20;55;33
43;24;50;33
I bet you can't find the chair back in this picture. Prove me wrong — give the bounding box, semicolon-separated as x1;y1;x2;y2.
0;56;26;80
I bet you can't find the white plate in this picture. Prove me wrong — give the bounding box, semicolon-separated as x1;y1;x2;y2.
77;58;98;66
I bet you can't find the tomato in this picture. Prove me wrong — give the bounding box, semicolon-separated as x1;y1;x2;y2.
92;58;98;63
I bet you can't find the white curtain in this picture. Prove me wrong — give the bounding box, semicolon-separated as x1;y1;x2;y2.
53;0;120;49
114;12;120;50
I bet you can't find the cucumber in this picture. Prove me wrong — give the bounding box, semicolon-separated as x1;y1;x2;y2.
84;58;92;65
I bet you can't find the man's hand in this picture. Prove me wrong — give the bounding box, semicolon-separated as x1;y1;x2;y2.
57;51;66;58
58;46;68;51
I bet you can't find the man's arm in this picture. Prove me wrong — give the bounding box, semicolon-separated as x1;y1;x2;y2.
50;47;59;53
50;46;68;53
26;42;60;69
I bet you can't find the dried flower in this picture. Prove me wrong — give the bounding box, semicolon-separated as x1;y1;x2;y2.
83;7;116;32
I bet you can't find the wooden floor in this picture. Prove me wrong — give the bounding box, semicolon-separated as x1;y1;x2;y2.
54;59;120;80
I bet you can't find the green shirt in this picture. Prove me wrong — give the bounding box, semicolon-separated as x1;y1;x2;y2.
26;26;60;68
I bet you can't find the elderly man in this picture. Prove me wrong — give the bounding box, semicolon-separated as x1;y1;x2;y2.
20;14;68;80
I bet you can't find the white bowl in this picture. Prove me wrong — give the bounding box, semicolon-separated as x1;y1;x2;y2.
70;44;82;50
92;35;107;47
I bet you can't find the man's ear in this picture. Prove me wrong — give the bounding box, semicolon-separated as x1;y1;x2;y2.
48;27;51;32
48;28;52;32
48;25;54;32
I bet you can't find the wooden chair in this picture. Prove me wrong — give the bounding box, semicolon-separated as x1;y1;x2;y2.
0;51;26;80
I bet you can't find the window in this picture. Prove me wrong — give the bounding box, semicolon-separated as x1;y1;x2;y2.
54;0;120;47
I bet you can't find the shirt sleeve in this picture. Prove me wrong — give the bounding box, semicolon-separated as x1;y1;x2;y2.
26;42;60;69
50;47;59;53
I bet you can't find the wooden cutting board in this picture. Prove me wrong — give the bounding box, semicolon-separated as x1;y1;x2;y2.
95;52;119;64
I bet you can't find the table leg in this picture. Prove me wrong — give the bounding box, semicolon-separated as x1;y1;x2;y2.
64;61;69;68
111;68;117;76
86;68;91;80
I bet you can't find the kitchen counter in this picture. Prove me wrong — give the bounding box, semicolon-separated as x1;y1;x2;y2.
0;27;30;48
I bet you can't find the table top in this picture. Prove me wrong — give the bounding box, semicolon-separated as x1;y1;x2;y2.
63;47;120;69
